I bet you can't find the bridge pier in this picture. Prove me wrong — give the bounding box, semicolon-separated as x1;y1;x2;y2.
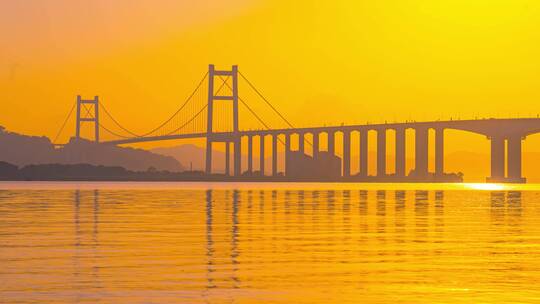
328;132;335;155
205;140;213;175
299;133;305;154
377;130;386;177
488;136;505;182
507;136;525;183
395;128;406;177
272;134;278;176
285;133;291;176
488;135;526;183
313;132;319;159
435;128;444;176
415;127;429;178
260;135;265;176
225;142;230;176
359;130;368;177
343;131;351;177
247;136;253;175
234;139;241;176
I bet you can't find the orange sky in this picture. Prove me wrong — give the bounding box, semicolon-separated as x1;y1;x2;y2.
2;0;540;178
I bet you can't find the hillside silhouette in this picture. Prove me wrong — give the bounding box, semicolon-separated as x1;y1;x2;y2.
0;126;183;172
152;144;224;172
0;161;207;181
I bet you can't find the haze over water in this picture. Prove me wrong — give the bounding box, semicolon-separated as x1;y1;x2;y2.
0;182;539;303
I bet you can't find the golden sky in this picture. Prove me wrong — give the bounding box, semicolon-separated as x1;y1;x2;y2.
2;1;540;164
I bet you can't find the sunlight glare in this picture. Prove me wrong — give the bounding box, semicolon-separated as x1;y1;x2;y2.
466;183;507;191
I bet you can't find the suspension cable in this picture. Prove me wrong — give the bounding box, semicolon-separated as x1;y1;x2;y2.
100;102;141;137
239;71;295;128
218;76;270;129
219;77;288;145
98;122;133;139
52;102;76;144
238;97;271;130
81;103;94;119
163;104;208;136
97;72;209;139
215;76;230;95
237;72;313;147
139;72;208;137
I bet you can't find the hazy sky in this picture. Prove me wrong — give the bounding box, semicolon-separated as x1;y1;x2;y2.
2;1;540;154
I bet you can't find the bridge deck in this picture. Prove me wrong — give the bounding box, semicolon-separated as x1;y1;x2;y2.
102;118;540;145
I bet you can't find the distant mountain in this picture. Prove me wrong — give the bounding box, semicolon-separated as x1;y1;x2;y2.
152;144;227;172
152;144;280;173
0;127;184;172
59;138;184;172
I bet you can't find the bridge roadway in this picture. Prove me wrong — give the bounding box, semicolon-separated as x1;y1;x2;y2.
102;117;540;183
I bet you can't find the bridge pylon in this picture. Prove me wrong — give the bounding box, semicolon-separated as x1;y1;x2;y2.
205;65;240;175
75;95;100;143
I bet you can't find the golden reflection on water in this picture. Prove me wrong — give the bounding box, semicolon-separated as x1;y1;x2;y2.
465;183;508;191
0;183;539;303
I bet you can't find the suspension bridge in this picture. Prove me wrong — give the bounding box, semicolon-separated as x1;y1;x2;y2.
54;65;540;183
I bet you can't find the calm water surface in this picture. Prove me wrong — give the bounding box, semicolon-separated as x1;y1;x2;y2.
0;182;539;303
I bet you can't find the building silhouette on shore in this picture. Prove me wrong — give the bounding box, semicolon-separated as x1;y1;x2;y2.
286;151;341;179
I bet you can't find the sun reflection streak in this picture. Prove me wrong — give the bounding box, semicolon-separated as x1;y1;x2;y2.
465;183;507;191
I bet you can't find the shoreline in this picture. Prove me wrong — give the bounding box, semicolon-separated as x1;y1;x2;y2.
0;180;532;191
